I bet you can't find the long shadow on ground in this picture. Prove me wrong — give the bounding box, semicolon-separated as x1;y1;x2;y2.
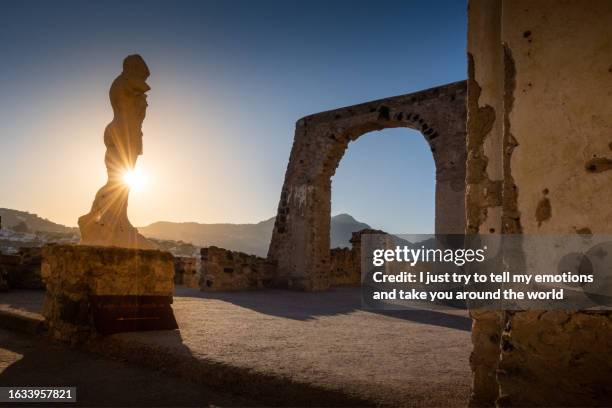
175;286;471;331
0;329;246;407
0;289;44;314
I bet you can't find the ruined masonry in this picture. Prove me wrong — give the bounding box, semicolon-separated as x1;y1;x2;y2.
467;0;612;405
268;82;467;291
174;256;199;288
201;229;379;291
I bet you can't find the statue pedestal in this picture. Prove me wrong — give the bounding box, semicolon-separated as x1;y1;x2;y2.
41;244;177;344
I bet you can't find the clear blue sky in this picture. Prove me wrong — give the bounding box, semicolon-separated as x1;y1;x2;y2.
0;0;467;233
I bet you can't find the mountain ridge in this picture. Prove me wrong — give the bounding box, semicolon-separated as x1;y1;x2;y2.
138;213;370;256
0;208;77;234
0;208;371;257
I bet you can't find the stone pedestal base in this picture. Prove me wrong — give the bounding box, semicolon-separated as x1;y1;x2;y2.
41;244;176;344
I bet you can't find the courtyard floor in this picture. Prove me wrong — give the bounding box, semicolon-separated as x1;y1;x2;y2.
0;328;246;407
0;287;472;407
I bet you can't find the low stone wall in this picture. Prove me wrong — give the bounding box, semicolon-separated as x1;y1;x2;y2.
200;246;276;291
0;247;44;290
329;248;358;286
173;256;199;288
0;254;19;291
329;229;385;287
42;244;175;344
200;230;385;291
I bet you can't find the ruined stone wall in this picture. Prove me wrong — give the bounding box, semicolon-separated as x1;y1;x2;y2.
468;1;612;405
198;230;376;290
174;256;199;288
328;229;384;287
200;246;276;291
0;254;16;291
0;247;44;290
269;83;467;290
329;248;358;287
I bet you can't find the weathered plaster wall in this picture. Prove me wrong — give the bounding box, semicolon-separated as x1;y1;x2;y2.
468;1;612;405
504;1;612;234
466;1;505;405
269;83;467;291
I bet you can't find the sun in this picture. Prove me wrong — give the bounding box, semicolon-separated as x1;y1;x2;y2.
122;167;146;191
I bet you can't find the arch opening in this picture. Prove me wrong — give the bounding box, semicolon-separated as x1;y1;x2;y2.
330;127;436;244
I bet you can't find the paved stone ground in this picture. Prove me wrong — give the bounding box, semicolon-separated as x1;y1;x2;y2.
0;329;248;407
0;288;473;407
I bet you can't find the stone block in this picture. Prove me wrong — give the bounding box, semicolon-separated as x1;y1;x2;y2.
41;244;176;344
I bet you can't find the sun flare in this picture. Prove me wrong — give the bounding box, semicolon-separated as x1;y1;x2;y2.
122;168;146;191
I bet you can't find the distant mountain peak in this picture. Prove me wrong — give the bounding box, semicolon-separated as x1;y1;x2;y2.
139;212;371;255
332;213;357;223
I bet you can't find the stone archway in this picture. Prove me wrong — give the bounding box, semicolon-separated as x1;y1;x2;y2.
268;81;467;290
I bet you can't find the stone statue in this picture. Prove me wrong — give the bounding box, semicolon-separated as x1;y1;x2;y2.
78;55;156;249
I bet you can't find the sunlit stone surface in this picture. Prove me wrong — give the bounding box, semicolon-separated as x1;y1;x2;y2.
78;55;155;249
41;244;174;343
